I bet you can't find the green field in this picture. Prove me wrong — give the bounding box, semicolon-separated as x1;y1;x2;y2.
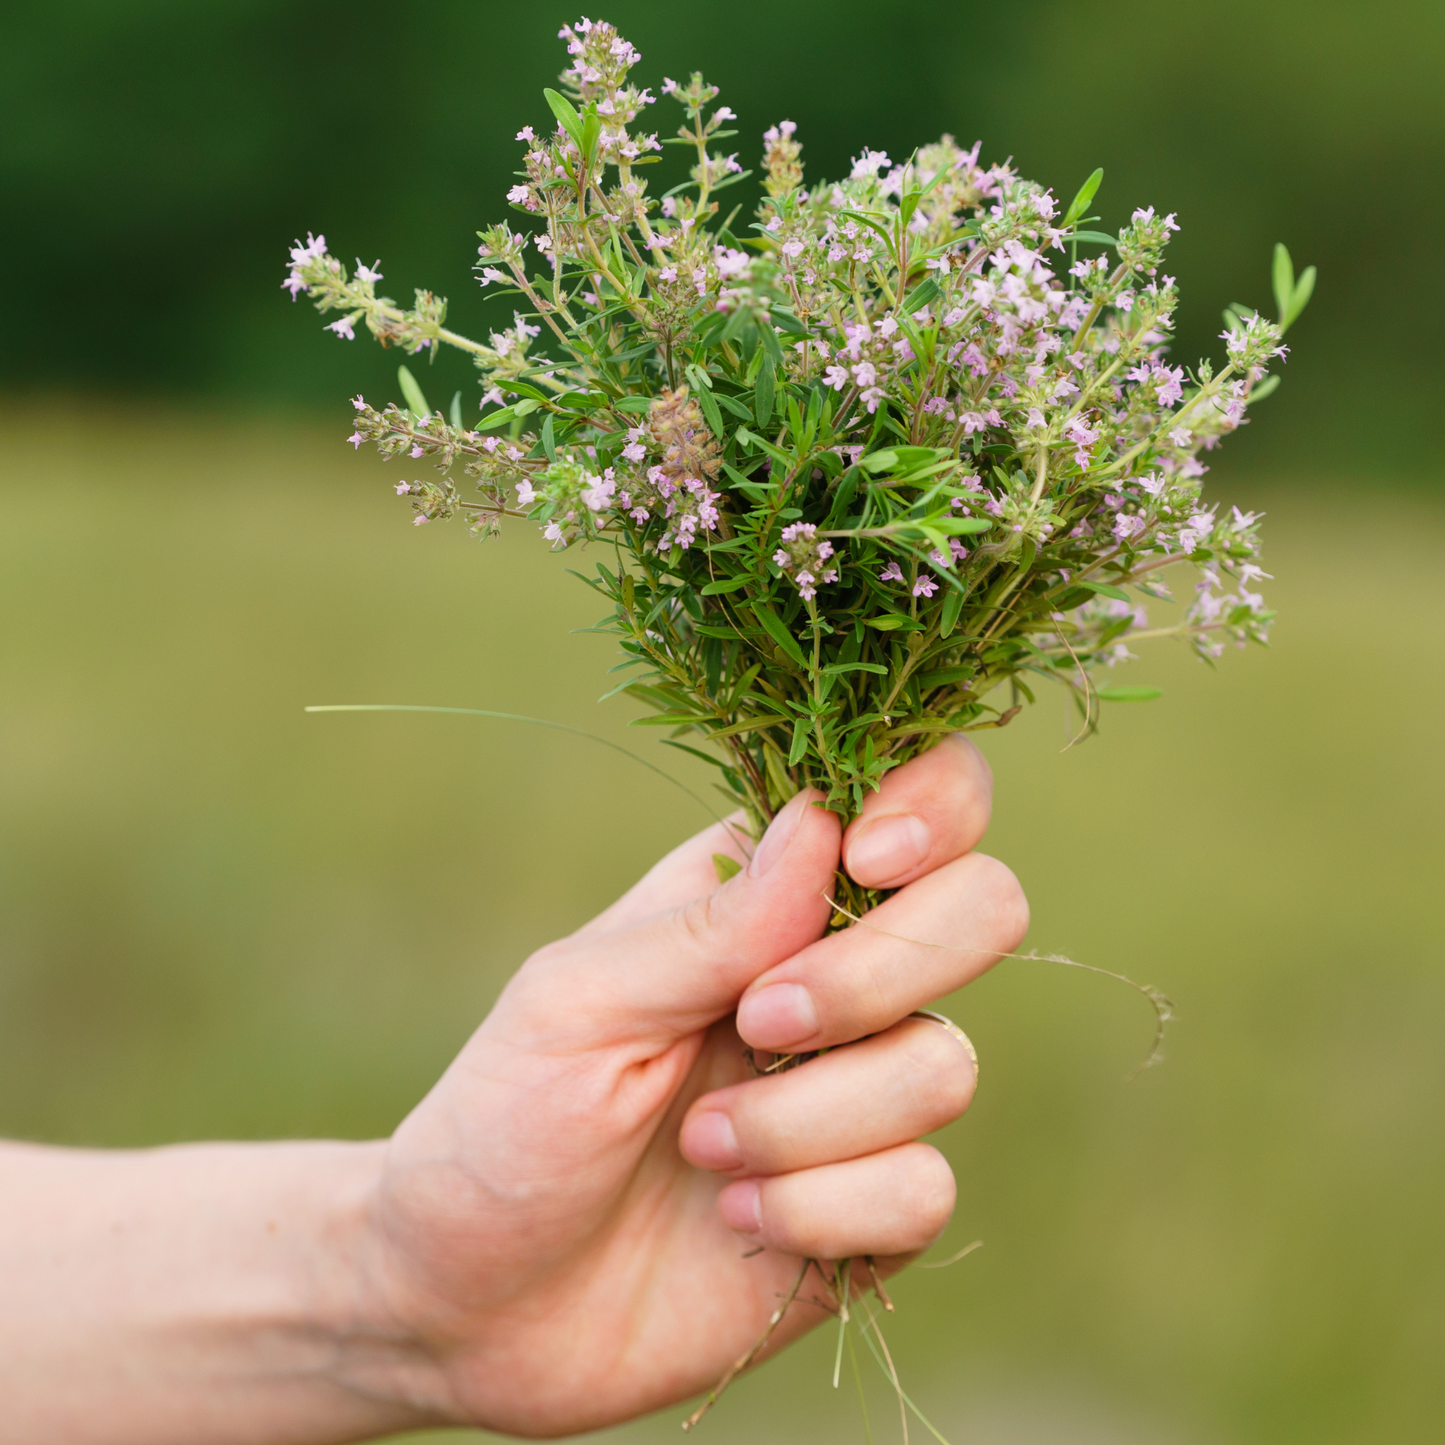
1;406;1441;1443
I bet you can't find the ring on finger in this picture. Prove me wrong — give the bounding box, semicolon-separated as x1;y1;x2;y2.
908;1009;979;1079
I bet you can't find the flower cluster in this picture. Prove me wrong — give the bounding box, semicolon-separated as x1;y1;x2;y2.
284;17;1312;853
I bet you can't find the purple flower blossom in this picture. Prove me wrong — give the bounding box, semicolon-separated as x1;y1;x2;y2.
348;432;364;449
879;561;904;583
394;481;411;495
913;574;939;598
326;317;355;340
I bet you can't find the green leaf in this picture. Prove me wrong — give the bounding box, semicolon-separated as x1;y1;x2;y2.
940;584;966;638
820;661;890;675
397;364;432;421
540;412;556;462
449;390;463;429
714;392;756;421
700;575;751;595
477;404;520;431
916;665;975;689
902;278;942;315
865;614;920;632
542;88;584;149
1096;685;1162;702
1073;579;1129;601
1062;167;1104;227
712;852;742;883
579;105;602;163
695;384;725;439
1284;263;1316;333
1272;243;1294;324
613;396;654;414
749;602;807;666
1247;374;1281;403
788;717;810;766
860;449;899;473
754;352;776;428
706;714;791;740
1070;230;1117;246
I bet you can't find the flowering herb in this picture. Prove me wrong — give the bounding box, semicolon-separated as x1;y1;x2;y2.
285;17;1312;923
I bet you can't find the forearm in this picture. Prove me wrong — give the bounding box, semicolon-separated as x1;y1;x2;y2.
0;1139;441;1445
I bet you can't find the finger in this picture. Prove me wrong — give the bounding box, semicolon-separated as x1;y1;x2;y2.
842;734;993;891
575;812;751;939
679;1016;977;1175
735;852;1029;1052
717;1142;955;1260
500;790;840;1046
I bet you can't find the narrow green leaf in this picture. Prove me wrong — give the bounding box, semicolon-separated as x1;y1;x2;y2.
821;661;890;675
700;575;751;595
714;392;756;421
613;396;654;414
916;664;975;689
860;449;899;473
902;278;942;315
749;602;807;666
1063;167;1104;227
1096;685;1163;702
1247;374;1281;403
695;384;725;439
477;404;520;431
1284;264;1316;332
542;88;584;148
449;391;463;429
540;412;557;462
397;364;432;421
1272;243;1295;324
712;852;743;883
940;584;965;638
755;352;776;428
707;714;791;739
788;717;810;766
1070;230;1117;246
865;614;921;632
1074;579;1129;601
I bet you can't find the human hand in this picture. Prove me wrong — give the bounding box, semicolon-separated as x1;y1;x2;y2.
352;735;1028;1435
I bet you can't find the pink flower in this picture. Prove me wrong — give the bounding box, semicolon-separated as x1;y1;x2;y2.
515;480;537;505
1153;364;1185;407
823;364;850;390
348;432;364;449
326;317;355;340
622;442;646;463
355;259;383;284
1112;513;1146;543
657;265;677;281
913;574;939;598
412;515;428;526
879;561;904;583
394;482;411;495
516;125;535;142
351;395;367;411
1026;407;1047;429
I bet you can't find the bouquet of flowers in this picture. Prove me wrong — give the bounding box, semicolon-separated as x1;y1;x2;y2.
284;18;1312;1423
285;21;1311;926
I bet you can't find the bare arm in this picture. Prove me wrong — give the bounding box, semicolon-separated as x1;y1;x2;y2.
0;739;1025;1444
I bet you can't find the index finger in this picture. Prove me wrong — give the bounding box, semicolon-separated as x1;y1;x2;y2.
842;735;993;891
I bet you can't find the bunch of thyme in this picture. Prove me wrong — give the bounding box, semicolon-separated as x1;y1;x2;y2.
284;16;1312;927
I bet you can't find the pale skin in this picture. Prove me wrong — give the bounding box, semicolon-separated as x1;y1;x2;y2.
0;736;1027;1444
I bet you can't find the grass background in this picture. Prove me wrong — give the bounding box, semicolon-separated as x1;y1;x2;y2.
2;407;1441;1443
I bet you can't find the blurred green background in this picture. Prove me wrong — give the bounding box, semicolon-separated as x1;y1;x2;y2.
2;2;1443;1443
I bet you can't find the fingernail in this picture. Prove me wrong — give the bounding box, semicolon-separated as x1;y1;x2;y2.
683;1110;742;1171
749;792;807;877
846;812;932;883
737;982;818;1049
718;1179;762;1234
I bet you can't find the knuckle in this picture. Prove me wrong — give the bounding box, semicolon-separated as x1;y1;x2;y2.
895;1022;975;1124
972;853;1030;950
902;1145;957;1240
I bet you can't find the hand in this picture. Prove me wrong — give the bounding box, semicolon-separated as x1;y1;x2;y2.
352;736;1028;1434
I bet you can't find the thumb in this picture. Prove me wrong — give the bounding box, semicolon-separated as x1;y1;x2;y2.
507;790;840;1046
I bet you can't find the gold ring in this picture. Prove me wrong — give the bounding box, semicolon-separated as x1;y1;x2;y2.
909;1010;978;1078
